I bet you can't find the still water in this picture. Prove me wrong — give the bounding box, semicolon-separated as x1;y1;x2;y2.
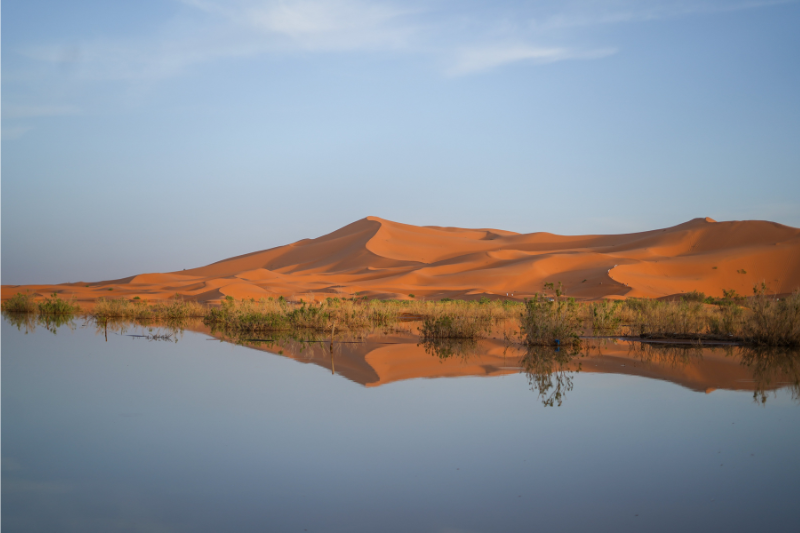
3;316;800;532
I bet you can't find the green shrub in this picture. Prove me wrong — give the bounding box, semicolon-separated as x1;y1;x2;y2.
419;314;491;340
1;292;37;313
590;300;621;333
37;293;81;315
520;283;581;346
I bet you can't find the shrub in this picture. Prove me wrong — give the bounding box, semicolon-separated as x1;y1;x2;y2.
590;300;621;333
681;291;706;303
2;292;37;313
37;293;81;315
744;285;800;347
419;315;491;340
520;283;581;346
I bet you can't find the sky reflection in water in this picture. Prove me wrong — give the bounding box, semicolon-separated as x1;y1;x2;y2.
3;316;800;532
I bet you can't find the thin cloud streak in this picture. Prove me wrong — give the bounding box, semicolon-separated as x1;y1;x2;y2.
183;0;420;50
447;44;617;76
13;0;794;81
529;0;797;30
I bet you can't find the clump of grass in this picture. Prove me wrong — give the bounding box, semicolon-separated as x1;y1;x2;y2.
681;290;707;303
624;298;707;338
706;293;745;336
93;296;206;319
204;296;400;333
38;293;81;315
1;292;37;313
743;285;800;347
419;315;491;340
520;283;581;346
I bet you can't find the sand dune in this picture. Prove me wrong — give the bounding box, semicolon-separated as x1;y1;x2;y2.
4;216;800;303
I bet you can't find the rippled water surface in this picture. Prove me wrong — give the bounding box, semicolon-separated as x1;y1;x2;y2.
3;316;800;532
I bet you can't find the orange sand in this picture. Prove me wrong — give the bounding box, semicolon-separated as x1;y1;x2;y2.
3;216;800;304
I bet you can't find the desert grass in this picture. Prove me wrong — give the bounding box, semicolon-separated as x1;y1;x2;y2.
92;297;207;320
419;314;492;340
204;296;401;333
395;297;521;321
1;292;80;315
743;286;800;347
3;284;799;347
594;287;800;347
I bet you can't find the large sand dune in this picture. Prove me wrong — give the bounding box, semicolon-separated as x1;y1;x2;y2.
4;216;800;303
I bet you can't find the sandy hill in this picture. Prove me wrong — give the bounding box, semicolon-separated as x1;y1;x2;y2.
4;216;800;303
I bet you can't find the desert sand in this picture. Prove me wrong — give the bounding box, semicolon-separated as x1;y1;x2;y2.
3;216;800;304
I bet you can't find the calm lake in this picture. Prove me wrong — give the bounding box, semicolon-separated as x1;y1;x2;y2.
3;315;800;532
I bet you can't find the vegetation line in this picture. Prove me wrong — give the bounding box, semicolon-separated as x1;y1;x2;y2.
2;284;799;347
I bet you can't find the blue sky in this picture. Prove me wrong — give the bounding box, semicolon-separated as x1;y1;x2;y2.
3;0;799;284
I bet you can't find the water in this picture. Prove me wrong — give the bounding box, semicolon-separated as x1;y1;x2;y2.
3;316;800;532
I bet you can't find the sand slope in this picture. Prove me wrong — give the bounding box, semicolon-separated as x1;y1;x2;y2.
4;216;800;303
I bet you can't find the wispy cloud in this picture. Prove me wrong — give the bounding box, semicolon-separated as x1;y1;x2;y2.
183;0;418;50
12;0;793;81
448;44;617;76
529;0;796;30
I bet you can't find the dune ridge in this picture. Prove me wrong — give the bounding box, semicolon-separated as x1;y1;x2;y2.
3;216;800;303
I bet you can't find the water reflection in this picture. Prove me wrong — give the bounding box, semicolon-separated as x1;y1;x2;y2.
3;312;76;335
522;346;582;407
421;338;479;361
740;347;800;404
4;313;800;404
624;341;704;368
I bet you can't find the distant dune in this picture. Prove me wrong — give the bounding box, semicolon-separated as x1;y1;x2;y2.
4;216;800;303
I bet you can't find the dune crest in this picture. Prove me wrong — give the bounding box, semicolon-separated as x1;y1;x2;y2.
3;217;800;303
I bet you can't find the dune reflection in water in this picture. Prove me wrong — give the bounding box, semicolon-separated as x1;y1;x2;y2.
5;312;799;405
196;318;800;405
